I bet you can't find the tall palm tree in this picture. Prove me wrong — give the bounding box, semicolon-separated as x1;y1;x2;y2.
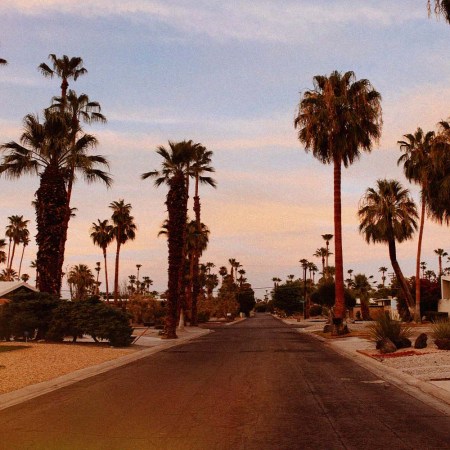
378;266;388;287
219;266;228;281
38;54;87;111
358;179;418;319
17;234;30;278
185;219;210;324
190;144;216;326
398;127;435;321
420;261;428;279
142;141;192;339
295;71;382;332
90;219;114;301
228;258;237;282
428;0;450;23
109;200;136;305
0;110;110;295
435;248;448;276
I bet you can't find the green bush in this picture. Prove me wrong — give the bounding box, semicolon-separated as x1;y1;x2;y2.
310;282;356;309
431;319;450;340
368;314;412;346
196;311;210;323
47;297;133;346
0;292;60;341
254;302;268;313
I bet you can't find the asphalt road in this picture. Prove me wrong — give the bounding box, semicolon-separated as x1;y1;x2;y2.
1;314;450;450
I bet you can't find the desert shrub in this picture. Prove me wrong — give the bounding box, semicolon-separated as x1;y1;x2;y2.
309;304;323;317
368;314;412;345
236;286;256;317
272;282;302;316
431;319;450;340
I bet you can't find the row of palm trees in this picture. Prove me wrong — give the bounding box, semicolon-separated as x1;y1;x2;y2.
295;70;449;330
142;140;216;338
0;54;110;296
90;200;136;303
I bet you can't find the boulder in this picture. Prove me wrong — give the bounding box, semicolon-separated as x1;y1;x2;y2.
378;338;397;354
414;333;428;349
393;337;412;349
435;338;450;350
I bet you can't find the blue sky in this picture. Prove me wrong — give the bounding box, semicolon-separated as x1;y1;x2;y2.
0;1;449;297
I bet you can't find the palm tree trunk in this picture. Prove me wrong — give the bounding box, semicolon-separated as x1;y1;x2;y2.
36;164;67;295
166;172;188;339
113;240;121;305
6;239;11;272
333;158;346;331
18;244;26;277
388;237;414;319
103;248;110;302
8;242;16;273
414;196;426;322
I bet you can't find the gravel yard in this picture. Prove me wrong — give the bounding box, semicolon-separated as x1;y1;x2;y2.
0;342;137;395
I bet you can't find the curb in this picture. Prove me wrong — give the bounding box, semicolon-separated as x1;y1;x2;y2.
225;317;247;326
0;328;211;412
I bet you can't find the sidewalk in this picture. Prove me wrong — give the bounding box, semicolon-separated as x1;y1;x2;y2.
281;316;450;414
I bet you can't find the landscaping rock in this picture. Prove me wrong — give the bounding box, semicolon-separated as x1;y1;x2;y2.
414;333;428;349
393;337;412;349
378;338;397;354
435;338;450;350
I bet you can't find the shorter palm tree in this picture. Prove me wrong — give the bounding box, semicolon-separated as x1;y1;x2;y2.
110;200;137;305
67;264;95;300
435;248;448;276
90;219;114;301
358;179;418;320
378;266;388;287
428;0;450;23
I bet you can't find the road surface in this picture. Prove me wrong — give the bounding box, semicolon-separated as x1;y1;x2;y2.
1;314;449;449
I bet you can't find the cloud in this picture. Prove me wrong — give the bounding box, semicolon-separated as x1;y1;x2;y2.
1;0;424;43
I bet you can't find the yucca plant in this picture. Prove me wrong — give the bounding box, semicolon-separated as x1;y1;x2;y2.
368;313;412;344
431;319;450;340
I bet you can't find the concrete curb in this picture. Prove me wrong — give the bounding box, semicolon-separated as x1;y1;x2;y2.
225;317;246;326
0;328;211;412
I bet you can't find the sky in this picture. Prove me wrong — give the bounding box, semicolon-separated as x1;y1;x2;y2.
0;0;449;298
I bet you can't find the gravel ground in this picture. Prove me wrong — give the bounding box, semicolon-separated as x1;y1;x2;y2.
0;342;137;394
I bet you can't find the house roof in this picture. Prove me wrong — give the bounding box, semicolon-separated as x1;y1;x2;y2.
0;281;38;298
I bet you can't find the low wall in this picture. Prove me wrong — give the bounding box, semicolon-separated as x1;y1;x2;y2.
438;298;450;314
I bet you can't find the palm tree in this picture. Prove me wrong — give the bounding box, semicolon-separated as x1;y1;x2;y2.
0;239;6;266
435;248;448;276
38;54;87;110
5;215;29;276
321;234;333;277
0;58;7;66
109;200;137;305
378;266;388;287
67;264;95;300
313;247;330;278
398;127;436;321
190;144;216;326
420;261;428;278
142;141;192;339
219;266;228;281
90;219;114;302
94;262;101;295
295;71;382;332
228;258;237;282
0;110;110;295
428;0;450;23
358;179;418;320
21;273;30;283
185;219;210;324
17;234;30;278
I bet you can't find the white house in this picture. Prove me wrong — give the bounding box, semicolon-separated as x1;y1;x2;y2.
0;281;38;305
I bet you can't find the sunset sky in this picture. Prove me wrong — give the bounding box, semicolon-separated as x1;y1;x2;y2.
0;1;449;297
